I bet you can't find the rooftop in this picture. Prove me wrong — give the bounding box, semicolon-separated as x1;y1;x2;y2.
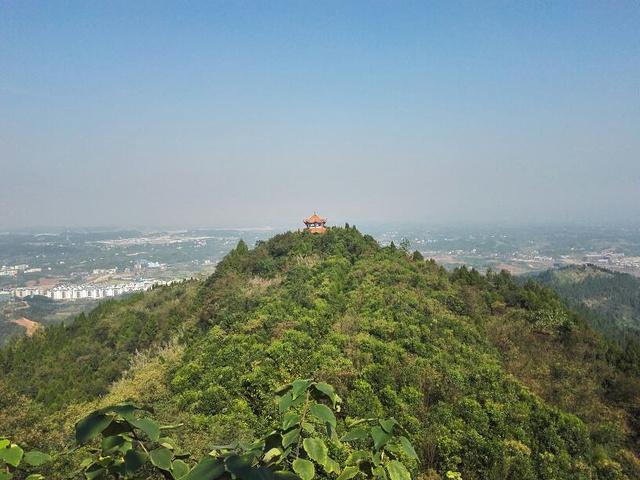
304;213;326;224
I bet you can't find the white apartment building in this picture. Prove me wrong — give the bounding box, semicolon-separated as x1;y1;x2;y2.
11;280;166;301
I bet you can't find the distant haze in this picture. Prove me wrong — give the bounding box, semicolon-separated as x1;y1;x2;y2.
1;2;639;229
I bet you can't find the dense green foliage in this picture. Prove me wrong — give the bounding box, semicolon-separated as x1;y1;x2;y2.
0;315;22;345
1;295;98;346
1;281;198;408
186;378;418;480
534;265;640;344
1;228;640;479
38;379;417;480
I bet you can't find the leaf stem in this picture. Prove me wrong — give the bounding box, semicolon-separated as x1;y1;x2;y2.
294;390;311;458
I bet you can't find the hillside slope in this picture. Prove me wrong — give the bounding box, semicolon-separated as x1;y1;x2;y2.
533;264;640;344
1;280;199;408
2;228;639;479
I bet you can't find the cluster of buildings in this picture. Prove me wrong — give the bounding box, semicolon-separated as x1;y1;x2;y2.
0;264;42;277
584;252;626;264
583;252;640;275
511;252;555;265
92;267;118;275
4;280;168;301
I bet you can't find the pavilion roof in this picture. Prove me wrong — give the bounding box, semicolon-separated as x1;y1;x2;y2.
304;213;326;223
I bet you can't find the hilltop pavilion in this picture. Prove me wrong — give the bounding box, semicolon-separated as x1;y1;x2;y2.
303;213;327;234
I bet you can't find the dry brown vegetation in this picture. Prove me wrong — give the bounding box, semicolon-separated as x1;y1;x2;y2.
10;317;40;336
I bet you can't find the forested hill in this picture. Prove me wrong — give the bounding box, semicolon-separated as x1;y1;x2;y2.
2;227;640;479
533;264;640;345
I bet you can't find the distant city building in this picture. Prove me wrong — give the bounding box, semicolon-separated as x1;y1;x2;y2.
0;264;30;276
92;268;117;275
6;280;169;301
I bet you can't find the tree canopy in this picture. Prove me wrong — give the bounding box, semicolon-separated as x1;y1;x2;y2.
1;227;639;479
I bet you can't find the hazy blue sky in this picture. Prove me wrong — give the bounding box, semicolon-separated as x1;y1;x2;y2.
1;1;639;229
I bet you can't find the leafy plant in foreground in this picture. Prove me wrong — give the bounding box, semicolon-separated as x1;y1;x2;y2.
75;404;188;479
186;379;418;480
0;438;50;480
75;380;418;479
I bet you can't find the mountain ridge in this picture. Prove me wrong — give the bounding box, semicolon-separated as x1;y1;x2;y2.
2;227;639;479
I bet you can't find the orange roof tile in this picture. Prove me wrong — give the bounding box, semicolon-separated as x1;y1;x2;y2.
304;213;326;224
